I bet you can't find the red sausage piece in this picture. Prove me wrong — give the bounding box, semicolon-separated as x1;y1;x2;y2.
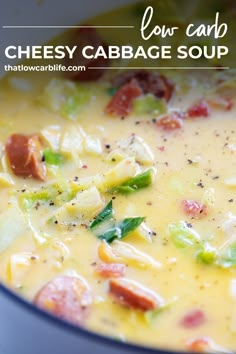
95;263;126;278
6;134;46;181
65;27;109;81
106;79;142;117
112;70;174;102
34;276;92;326
109;278;163;311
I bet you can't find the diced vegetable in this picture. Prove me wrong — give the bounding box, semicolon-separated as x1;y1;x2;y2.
132;222;155;243
133;94;166;115
0;198;30;252
117;135;154;166
97;217;145;243
202;188;215;208
60;127;84;156
0;172;14;187
52;186;104;226
218;242;236;268
196;243;217;265
83;135;103;156
39;78;93;120
19;181;73;210
8;77;32;92
43;149;64;166
102;157;139;190
144;299;176;326
39;78;76;112
7;252;37;287
168;221;201;248
98;240;162;269
112;169;154;194
89;200;113;230
61;87;92;121
40;125;61;151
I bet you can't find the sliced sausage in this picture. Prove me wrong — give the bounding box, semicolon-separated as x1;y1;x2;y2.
34;275;92;326
109;277;163;311
112;70;174;102
181;200;208;219
95;263;126;278
65;27;109;81
156;112;184;130
187;100;210;118
180;309;206;329
105;79;142;117
6;134;46;181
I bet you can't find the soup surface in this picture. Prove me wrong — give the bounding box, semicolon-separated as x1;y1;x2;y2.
0;1;236;352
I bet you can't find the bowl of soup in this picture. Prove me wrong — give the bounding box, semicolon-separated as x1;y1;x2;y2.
0;1;236;354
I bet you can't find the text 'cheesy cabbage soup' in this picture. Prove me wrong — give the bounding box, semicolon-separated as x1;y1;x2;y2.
1;1;236;352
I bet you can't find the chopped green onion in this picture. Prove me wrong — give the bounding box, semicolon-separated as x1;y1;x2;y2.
133;94;166;116
112;169;153;194
89;200;114;230
98;217;145;243
168;221;201;248
196;243;217;265
43;149;64;166
119;217;145;238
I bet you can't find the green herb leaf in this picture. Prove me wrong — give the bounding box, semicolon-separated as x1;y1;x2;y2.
43;149;64;166
113;170;153;194
98;217;145;243
89;200;113;230
168;221;201;248
133;94;166;116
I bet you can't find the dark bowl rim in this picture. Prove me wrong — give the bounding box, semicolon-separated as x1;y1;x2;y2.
0;281;190;354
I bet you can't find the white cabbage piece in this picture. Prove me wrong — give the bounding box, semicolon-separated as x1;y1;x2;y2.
7;252;38;287
60;126;103;158
40;125;61;151
83;135;103;155
8;77;33;92
98;240;162;269
102;157;139;190
60;126;84;156
52;186;104;225
202;188;215;208
0;172;14;187
117;135;154;165
0;198;29;252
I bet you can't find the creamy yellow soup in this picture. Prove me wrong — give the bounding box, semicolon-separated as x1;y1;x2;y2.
0;1;236;353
